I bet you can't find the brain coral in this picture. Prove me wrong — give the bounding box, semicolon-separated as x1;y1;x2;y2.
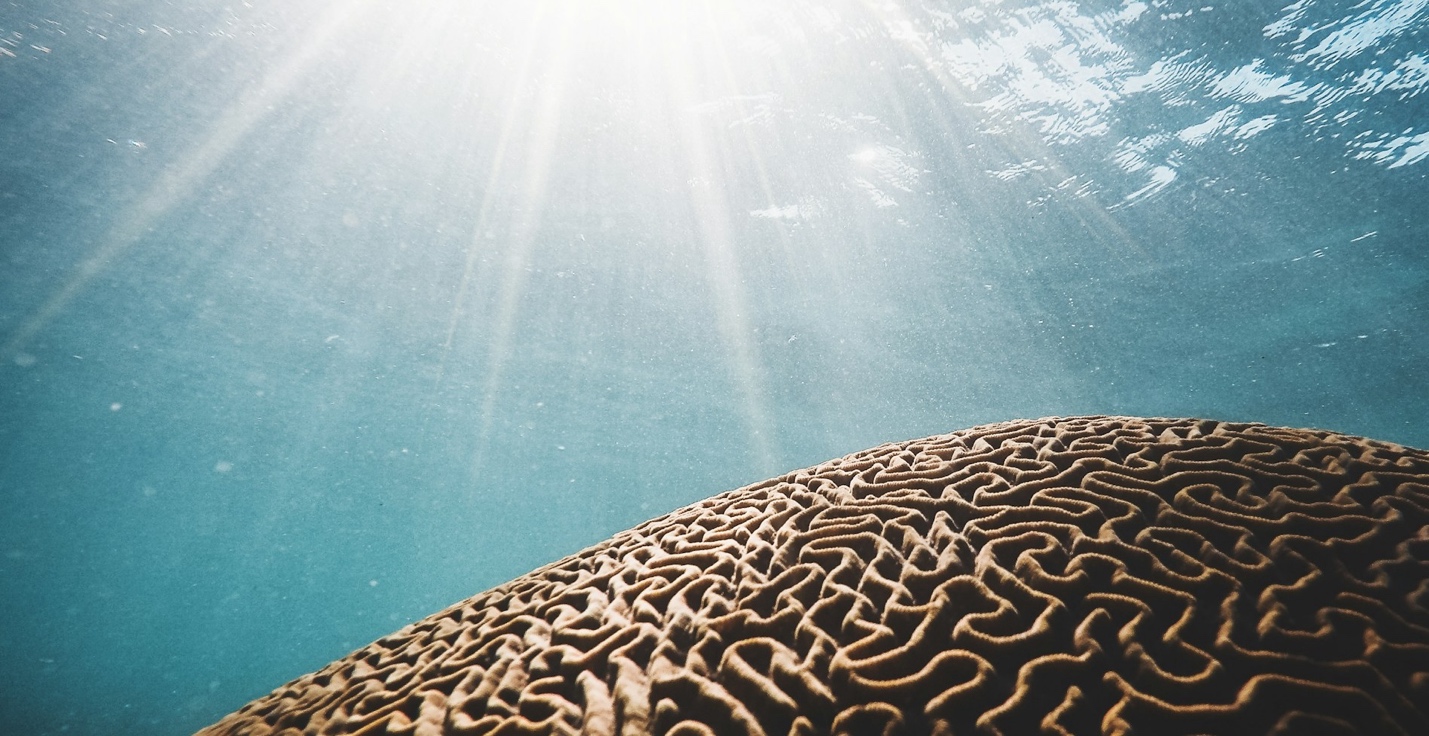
199;416;1429;735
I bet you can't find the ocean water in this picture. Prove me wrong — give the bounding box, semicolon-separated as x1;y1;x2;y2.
0;0;1425;733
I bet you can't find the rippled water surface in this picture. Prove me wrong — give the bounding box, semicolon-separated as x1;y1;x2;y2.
1;0;1426;733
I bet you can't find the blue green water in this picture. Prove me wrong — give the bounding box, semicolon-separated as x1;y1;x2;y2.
1;0;1426;733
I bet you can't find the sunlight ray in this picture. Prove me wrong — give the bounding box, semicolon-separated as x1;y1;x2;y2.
0;1;373;361
434;4;549;395
704;3;814;312
472;3;575;476
666;5;780;473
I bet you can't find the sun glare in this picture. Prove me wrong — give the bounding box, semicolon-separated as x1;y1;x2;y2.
573;0;746;35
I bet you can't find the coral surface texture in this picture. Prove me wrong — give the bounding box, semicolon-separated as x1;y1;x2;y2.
200;416;1429;735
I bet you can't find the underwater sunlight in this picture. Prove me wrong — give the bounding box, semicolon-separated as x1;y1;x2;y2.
1;0;1426;733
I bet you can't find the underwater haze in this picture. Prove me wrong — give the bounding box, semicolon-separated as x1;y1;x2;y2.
1;0;1426;733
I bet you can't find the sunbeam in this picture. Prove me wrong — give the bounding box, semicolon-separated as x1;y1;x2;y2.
472;4;577;476
0;1;372;361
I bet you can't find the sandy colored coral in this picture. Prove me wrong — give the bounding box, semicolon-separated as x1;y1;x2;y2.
199;416;1429;735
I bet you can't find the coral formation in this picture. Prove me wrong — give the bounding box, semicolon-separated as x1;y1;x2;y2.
199;416;1429;735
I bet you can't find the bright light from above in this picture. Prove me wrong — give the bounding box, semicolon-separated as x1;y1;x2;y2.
559;0;768;59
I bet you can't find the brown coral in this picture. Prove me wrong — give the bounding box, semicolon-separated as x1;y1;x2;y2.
198;416;1429;735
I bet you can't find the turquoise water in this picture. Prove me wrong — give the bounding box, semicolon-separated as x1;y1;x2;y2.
1;0;1426;733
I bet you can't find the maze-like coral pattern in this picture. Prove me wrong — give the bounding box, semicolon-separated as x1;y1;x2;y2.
200;416;1429;735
